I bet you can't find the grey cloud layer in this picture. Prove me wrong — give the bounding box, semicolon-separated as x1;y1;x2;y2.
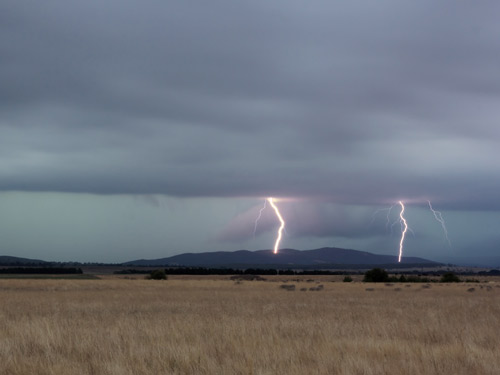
2;1;500;208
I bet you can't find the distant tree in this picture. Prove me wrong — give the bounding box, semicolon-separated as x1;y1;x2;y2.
149;269;167;280
343;276;353;282
363;268;389;282
440;272;460;283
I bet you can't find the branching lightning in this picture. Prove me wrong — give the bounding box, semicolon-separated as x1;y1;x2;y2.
427;200;451;247
385;205;395;232
371;199;450;262
371;204;408;237
253;199;267;237
370;205;394;232
268;197;285;254
398;201;408;263
251;196;447;261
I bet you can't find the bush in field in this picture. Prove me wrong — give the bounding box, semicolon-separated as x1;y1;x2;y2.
363;268;389;283
440;272;460;283
394;275;431;283
343;276;353;282
149;269;167;280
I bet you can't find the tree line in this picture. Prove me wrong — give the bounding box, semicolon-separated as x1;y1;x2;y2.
0;267;83;274
115;267;358;276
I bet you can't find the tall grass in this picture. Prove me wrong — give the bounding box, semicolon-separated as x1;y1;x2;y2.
0;278;498;374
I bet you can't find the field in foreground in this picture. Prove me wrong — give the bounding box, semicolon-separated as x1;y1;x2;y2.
0;277;499;374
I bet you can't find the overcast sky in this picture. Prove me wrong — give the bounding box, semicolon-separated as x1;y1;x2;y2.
1;1;500;265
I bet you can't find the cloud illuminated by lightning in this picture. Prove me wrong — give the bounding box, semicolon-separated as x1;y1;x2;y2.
268;197;285;254
427;200;451;247
398;201;408;263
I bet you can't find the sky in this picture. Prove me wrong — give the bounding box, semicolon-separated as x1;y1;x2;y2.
1;1;500;265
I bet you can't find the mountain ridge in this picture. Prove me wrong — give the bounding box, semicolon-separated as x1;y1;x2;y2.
0;255;49;265
124;247;441;267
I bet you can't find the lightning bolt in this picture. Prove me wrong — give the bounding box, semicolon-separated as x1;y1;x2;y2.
253;199;267;237
398;201;408;263
427;200;451;247
268;197;285;254
374;200;446;262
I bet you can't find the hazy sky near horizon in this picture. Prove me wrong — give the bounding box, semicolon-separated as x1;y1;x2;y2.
1;1;500;264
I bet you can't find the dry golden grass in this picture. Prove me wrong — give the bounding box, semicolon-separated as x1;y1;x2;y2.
0;277;499;374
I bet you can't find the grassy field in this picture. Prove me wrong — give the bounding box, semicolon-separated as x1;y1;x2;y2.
0;276;499;374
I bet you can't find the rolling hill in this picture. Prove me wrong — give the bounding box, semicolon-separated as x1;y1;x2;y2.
0;255;49;266
124;247;441;268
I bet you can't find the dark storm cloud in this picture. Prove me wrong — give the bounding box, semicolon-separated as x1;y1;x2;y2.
2;1;500;208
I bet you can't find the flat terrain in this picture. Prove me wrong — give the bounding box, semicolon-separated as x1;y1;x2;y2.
0;276;499;374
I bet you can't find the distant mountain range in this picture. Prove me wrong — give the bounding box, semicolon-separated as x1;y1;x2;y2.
124;247;442;268
0;248;443;269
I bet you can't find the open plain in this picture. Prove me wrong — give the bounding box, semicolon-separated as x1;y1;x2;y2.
0;276;499;375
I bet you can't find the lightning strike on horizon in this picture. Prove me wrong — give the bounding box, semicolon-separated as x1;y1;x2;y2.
268;197;285;254
253;199;267;237
374;200;447;261
398;201;408;263
427;200;451;247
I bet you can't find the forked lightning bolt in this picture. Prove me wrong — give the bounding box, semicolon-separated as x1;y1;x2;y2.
253;199;267;237
372;200;449;262
268;197;285;254
427;200;451;247
398;201;408;263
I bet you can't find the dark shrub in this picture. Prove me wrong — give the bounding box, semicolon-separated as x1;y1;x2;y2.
149;269;167;280
343;276;353;283
440;272;460;283
363;268;389;283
